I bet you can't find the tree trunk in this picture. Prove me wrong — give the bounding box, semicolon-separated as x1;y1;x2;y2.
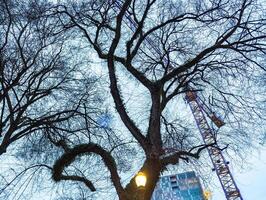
123;158;162;200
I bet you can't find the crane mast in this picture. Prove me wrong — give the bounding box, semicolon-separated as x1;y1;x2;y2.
186;91;243;200
111;1;243;199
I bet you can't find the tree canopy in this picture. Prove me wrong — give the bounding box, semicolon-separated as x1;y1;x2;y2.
1;0;266;199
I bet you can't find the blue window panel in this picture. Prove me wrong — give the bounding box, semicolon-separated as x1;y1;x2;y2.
174;196;182;200
189;182;201;189
178;173;187;179
180;190;190;197
162;192;173;199
178;184;186;189
189;188;202;196
171;181;178;186
191;195;204;200
171;181;178;187
161;182;170;188
172;185;180;191
172;189;180;195
161;176;170;188
162;176;169;183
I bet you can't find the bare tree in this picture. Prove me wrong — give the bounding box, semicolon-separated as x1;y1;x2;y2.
44;0;266;199
0;1;105;198
0;0;94;155
1;0;266;199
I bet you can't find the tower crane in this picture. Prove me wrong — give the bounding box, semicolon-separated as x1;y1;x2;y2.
111;1;243;199
186;91;243;200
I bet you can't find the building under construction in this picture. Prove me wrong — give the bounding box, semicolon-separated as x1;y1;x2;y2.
152;171;205;200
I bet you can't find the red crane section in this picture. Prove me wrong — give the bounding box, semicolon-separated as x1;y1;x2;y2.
186;91;243;200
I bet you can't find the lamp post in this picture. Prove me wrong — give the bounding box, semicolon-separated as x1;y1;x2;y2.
135;172;147;200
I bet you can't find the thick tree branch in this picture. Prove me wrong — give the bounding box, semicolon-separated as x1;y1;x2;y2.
106;0;149;152
52;143;125;196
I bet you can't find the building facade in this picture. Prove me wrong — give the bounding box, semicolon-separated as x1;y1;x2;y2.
152;171;205;200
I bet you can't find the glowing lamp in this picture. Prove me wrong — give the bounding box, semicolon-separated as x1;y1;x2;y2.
135;172;147;187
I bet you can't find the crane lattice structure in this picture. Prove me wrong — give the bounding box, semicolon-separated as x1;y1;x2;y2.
186;91;243;200
112;1;243;199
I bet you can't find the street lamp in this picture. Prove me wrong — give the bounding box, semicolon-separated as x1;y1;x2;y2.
135;172;147;187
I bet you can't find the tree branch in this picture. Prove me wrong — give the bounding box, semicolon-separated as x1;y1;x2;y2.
52;143;125;196
161;143;215;166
